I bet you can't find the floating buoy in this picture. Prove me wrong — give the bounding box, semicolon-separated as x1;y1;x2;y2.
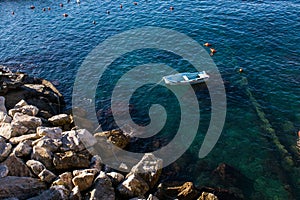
203;42;212;47
170;6;174;11
93;20;96;24
48;7;51;10
120;4;123;9
12;11;14;15
63;13;68;17
106;10;110;14
210;48;217;56
42;8;46;11
239;68;243;73
60;3;63;7
134;2;138;5
30;5;35;9
76;0;80;4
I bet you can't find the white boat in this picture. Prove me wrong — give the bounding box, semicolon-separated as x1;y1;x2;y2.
163;71;209;85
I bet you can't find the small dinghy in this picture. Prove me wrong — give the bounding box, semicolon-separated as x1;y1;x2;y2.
163;71;209;85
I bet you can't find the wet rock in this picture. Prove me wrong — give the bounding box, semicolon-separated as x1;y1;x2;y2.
130;153;163;188
33;137;62;152
72;172;95;192
95;129;130;149
89;171;115;200
12;113;42;133
0;111;12;123
60;130;86;152
26;159;46;176
48;114;72;126
28;185;70;200
31;146;54;169
53;151;90;170
3;153;34;177
13;140;32;157
198;192;219;200
52;172;73;190
36;126;62;139
0;122;12;139
0;137;12;162
38;169;57;184
69;185;82;200
0;176;47;199
107;171;125;186
9;105;39;117
117;173;149;198
156;182;199;200
0;164;9;178
10;133;39;145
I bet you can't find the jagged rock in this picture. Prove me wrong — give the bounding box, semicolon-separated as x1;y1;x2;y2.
48;114;72;126
9;105;39;117
156;182;199;200
0;137;12;162
130;153;163;189
198;192;219;200
0;111;12;123
107;171;125;186
89;171;115;200
0;122;12;139
94;129;130;149
26;160;46;176
15;99;28;108
10;133;40;145
3;153;34;177
52;172;73;190
76;129;97;149
28;185;70;200
69;186;82;200
38;169;57;184
53;151;90;170
10;123;28;136
12;113;42;132
73;168;99;177
33;137;62;152
13;140;32;157
72;172;95;192
36;126;62;139
60;130;86;152
0;164;9;178
0;176;47;199
0;96;7;113
90;155;103;171
31;146;54;169
117;173;149;198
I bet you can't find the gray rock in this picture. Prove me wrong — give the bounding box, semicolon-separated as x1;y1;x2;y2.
0;96;7;113
107;172;125;186
53;151;90;170
52;172;73;190
89;171;115;200
60;130;86;152
3;153;34;177
36;126;62;139
9;105;39;117
198;192;219;200
31;146;54;169
0;176;47;199
10;133;40;145
33;137;61;152
38;169;57;184
0;138;12;162
12;113;42;133
0;123;12;139
72;172;95;192
13;140;32;157
48;114;72;126
69;186;82;200
0;111;12;123
28;185;70;200
0;164;9;178
130;153;163;189
26;160;46;176
117;173;149;198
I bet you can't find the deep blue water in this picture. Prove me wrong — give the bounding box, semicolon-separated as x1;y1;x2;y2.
0;0;300;199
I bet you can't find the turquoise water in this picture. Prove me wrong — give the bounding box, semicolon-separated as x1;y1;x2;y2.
1;0;300;199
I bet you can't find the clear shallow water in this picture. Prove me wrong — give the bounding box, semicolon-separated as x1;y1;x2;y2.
1;0;300;199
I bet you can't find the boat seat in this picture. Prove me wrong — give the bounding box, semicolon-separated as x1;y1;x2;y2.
183;75;189;81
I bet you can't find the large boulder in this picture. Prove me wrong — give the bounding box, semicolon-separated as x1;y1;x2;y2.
3;153;34;177
72;172;95;192
60;130;86;152
89;171;115;200
52;172;73;190
0;122;12;139
13;140;32;157
48;114;72;126
94;129;130;149
0;176;47;199
117;173;149;198
9;105;39;117
31;146;54;170
36;126;63;139
9;133;40;145
26;159;46;176
53;150;91;170
156;182;199;200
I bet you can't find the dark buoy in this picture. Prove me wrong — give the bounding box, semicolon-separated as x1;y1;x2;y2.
170;6;174;11
42;8;46;11
120;4;123;9
93;21;96;25
203;42;212;47
60;3;64;7
30;5;35;9
63;13;68;17
48;7;51;10
134;2;138;5
12;11;15;15
106;10;110;14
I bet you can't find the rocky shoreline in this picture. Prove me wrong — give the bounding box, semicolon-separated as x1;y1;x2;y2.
0;66;246;200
